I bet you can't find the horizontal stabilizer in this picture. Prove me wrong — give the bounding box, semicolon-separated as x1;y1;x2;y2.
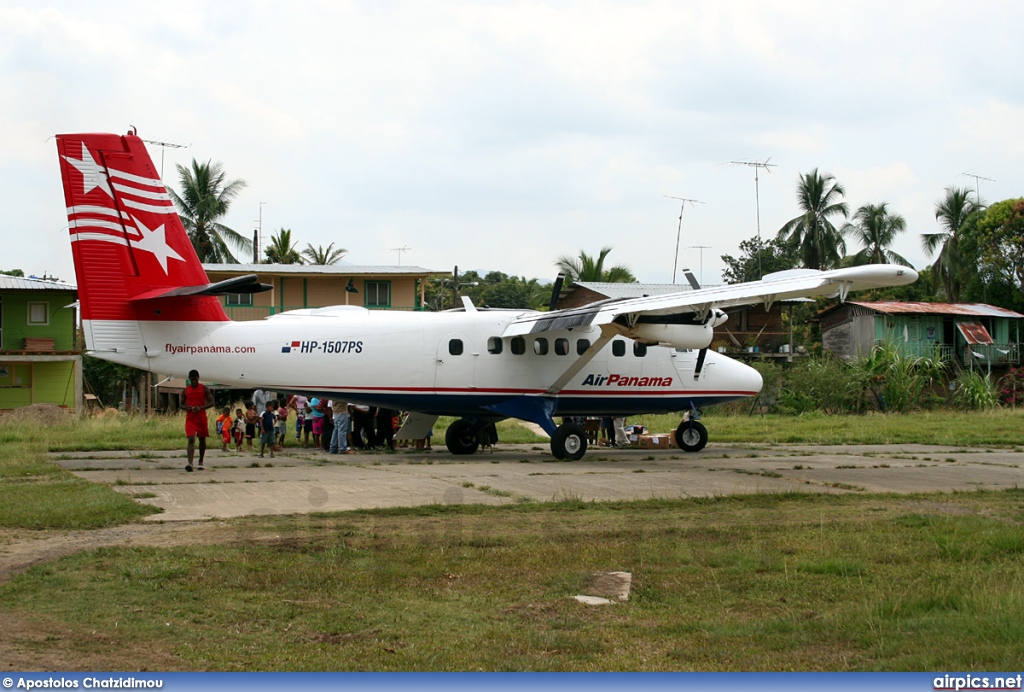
131;274;273;301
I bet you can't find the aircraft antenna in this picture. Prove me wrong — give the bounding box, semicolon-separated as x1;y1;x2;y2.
389;245;412;265
140;137;189;179
728;159;776;279
960;171;995;206
664;195;705;284
686;245;711;286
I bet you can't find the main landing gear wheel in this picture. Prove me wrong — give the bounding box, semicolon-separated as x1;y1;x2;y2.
551;423;587;460
674;420;708;453
445;419;479;455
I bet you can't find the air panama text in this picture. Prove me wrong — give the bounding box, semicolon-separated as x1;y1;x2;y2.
164;344;256;356
582;374;674;387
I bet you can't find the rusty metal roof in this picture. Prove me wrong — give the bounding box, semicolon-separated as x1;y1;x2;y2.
847;301;1024;318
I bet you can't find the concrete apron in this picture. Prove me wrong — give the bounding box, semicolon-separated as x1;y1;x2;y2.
55;443;1024;522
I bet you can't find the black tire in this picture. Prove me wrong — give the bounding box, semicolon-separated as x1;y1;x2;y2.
674;419;708;453
445;419;479;455
551;423;587;460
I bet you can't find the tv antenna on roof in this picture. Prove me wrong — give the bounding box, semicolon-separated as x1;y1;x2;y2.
727;158;776;279
389;245;412;265
140;136;190;179
664;196;705;285
686;245;711;286
960;171;995;205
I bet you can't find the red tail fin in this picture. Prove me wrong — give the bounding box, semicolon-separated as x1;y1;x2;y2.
56;132;227;322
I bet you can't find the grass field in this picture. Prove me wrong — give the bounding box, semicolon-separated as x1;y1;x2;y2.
1;409;1023;670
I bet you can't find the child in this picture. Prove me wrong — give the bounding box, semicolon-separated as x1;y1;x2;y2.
232;408;245;452
259;400;277;459
276;401;289;447
244;400;258;452
215;406;232;452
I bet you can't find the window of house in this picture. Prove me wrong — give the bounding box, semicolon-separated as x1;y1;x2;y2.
633;342;648;357
225;293;253;307
27;301;49;326
576;338;590;355
534;338;549;355
555;338;569;356
449;339;464;356
511;337;526;355
612;340;625;357
365;281;391;308
487;337;503;354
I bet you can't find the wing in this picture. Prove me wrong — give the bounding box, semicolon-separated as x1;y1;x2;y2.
502;265;918;338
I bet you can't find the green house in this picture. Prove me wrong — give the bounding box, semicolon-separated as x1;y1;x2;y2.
820;301;1023;369
0;275;83;412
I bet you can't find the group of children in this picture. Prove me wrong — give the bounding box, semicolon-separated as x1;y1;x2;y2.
214;399;288;458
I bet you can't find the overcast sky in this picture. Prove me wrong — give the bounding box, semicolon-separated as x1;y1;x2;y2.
3;1;1021;287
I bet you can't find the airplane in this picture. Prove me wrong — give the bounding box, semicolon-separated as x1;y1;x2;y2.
56;131;918;460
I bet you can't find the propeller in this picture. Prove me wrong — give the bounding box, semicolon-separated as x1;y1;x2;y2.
683;269;709;380
549;272;566;312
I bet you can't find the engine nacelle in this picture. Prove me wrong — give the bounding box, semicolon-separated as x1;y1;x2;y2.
626;309;728;349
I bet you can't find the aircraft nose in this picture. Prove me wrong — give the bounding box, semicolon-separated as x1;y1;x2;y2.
727;357;763;395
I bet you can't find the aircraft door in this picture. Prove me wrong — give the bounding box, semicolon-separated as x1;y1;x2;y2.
435;332;477;392
670;348;702;388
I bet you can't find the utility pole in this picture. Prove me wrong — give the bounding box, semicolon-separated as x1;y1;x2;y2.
253;201;267;264
729;159;776;279
664;195;705;284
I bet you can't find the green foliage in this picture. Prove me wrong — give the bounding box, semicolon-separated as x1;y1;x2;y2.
776;355;868;414
169;159;250;263
921;187;980;302
301;242;346;265
1;268;25;276
554;246;636;285
843;202;910;266
863;341;948;413
720;235;798;283
264;228;303;264
83;355;144;409
951;370;999;411
974;198;1024;307
777;169;850;270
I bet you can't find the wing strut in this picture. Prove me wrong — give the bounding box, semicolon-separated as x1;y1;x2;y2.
545;325;616;394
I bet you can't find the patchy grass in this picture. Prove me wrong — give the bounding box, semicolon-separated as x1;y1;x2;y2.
2;491;1024;670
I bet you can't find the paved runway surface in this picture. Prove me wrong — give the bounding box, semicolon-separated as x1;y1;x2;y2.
56;442;1024;521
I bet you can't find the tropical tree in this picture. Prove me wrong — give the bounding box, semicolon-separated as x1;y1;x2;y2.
843;202;910;266
921;186;979;302
777;169;849;270
264;228;303;264
554;247;636;285
169;159;250;263
721;235;798;284
301;242;347;265
1;268;24;277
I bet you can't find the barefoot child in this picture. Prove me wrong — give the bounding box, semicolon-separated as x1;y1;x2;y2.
215;406;232;452
232;408;245;452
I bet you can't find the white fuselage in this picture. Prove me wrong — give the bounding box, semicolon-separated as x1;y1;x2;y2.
86;306;763;416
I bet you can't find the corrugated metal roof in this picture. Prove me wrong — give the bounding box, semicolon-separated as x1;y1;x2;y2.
203;263;444;276
848;301;1024;318
0;275;77;291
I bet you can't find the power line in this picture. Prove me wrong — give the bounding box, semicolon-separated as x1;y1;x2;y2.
664;195;705;284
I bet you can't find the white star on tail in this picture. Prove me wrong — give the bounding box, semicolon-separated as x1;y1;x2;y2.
62;143;114;198
131;215;184;274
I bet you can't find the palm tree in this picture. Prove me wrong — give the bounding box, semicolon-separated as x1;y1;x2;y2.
301;242;347;265
169;159;250;263
264;228;303;264
921;186;979;302
554;247;636;285
777;168;849;270
843;202;910;266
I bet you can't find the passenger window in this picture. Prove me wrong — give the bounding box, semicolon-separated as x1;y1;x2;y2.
576;339;590;355
555;338;569;356
511;337;526;355
634;342;647;357
534;338;549;355
487;337;503;354
612;340;625;357
449;339;464;356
